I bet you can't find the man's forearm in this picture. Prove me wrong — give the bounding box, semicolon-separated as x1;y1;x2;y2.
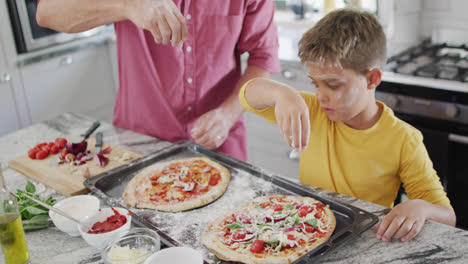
37;0;128;33
220;65;271;124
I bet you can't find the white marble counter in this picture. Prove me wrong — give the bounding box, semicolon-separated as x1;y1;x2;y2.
1;113;467;264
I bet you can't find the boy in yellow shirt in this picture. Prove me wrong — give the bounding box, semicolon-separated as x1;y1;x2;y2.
239;8;456;242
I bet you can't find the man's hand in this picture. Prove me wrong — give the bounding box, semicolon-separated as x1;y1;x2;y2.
274;88;310;151
127;0;188;46
191;108;236;150
376;199;429;242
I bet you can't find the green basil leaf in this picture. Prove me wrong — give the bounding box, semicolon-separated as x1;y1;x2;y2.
305;218;318;227
226;221;244;230
265;240;279;246
255;204;263;210
25;181;36;194
26;206;47;215
283;204;295;210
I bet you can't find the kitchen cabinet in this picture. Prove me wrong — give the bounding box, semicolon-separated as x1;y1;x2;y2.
244;60;311;180
0;46;21;136
19;44;116;124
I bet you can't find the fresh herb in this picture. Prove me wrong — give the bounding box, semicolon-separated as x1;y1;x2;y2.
305;218;318;227
255;204;263;211
226;221;244;230
15;181;56;230
257;223;272;228
265;240;279;247
290;212;298;218
283;204;295;210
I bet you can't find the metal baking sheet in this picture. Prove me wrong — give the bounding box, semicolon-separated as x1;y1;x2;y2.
84;141;378;264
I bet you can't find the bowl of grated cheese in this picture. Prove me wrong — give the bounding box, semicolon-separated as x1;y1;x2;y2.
102;228;160;264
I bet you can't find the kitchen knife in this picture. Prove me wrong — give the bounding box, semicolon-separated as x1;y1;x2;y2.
73;121;100;143
95;132;103;154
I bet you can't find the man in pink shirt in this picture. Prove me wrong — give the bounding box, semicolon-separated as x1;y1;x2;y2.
37;0;280;161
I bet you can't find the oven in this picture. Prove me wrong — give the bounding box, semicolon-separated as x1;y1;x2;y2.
377;40;468;229
6;0;110;53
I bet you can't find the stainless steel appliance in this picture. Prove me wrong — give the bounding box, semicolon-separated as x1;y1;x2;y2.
377;40;468;229
6;0;110;53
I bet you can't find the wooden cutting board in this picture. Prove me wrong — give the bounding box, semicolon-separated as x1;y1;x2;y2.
8;137;142;196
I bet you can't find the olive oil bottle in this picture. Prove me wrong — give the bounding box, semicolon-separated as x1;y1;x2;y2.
0;170;29;264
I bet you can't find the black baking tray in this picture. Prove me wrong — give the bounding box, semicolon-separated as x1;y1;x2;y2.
84;141;378;264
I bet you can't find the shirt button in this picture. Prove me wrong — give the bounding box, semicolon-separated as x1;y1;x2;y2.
187;106;192;112
186;46;192;52
187;78;193;84
187;14;192;20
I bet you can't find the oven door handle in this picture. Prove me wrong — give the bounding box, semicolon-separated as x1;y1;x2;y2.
449;134;468;145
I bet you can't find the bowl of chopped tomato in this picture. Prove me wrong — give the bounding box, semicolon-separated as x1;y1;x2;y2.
79;207;132;249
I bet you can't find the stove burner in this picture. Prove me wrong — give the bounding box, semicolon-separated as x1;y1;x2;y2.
389;41;468;82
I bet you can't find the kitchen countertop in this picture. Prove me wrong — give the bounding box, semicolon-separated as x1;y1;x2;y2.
1;113;468;264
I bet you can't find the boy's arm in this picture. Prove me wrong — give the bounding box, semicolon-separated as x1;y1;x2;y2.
240;78;310;150
376;199;455;242
376;130;456;242
36;0;187;46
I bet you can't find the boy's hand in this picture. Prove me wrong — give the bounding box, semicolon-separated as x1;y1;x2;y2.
274;88;310;150
375;199;429;242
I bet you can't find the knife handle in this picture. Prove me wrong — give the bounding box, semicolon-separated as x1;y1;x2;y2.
81;120;100;140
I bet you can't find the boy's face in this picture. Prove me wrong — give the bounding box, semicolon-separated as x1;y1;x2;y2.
306;63;375;126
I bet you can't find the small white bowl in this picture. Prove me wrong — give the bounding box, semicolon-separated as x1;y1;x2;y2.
49;195;100;236
143;247;203;264
102;228;161;264
79;207;132;249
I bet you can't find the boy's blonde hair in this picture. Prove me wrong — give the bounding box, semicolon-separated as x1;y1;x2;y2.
298;8;387;73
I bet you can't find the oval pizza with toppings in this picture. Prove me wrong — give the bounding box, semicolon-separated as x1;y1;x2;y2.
202;195;336;264
123;157;230;212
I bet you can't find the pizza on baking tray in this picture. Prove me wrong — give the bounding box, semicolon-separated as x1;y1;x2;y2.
202;195;336;264
123;157;230;212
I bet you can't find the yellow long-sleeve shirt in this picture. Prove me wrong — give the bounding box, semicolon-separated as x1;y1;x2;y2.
239;83;452;209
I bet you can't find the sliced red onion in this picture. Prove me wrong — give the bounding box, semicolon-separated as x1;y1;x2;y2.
282;226;298;233
232;233;255;243
94;153;109;166
102;146;112;154
265;212;291;222
295;204;302;209
66;141;88;155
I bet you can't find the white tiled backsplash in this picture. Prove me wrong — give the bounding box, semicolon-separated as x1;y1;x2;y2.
386;0;468;55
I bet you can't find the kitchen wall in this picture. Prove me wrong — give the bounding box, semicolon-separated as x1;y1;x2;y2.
382;0;468;56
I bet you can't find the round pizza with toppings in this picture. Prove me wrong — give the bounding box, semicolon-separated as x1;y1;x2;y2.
202;195;336;264
123;157;230;212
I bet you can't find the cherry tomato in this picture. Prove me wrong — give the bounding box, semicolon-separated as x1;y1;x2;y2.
28;148;39;159
50;145;59;154
35;142;47;149
60;149;68;159
208;173;221;186
272;204;283;212
300;222;315;233
232;230;247;240
250;239;265;253
259;202;272;208
55;138;67;148
285;234;299;248
35;150;48;160
298;205;313;217
314;210;323;219
47;142;56;148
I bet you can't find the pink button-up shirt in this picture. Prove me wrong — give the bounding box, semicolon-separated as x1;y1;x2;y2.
112;0;280;160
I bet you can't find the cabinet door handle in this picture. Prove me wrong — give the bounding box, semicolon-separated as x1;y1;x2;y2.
449;133;468;145
60;56;73;66
282;70;296;80
0;72;11;83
